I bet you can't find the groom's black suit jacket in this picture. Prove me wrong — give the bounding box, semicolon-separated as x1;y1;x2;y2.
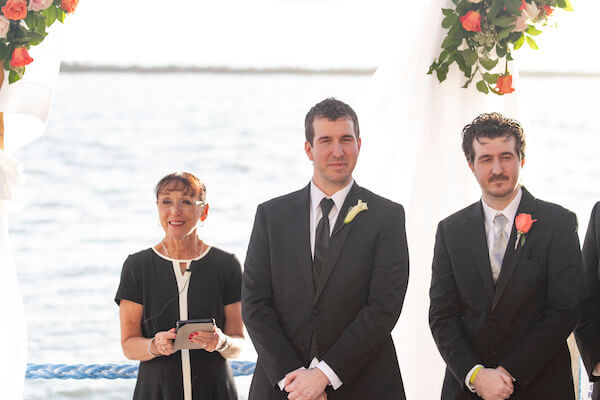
242;182;409;400
576;201;600;400
429;187;582;400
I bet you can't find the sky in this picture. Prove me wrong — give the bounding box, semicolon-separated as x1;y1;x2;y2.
54;0;598;72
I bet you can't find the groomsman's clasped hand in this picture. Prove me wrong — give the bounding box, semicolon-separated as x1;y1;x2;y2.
472;367;513;400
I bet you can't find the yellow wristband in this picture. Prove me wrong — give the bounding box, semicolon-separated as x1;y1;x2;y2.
470;366;483;384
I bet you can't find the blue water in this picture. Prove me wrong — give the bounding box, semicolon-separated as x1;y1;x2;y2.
10;72;600;399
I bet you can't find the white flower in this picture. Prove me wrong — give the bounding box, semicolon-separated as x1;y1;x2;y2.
522;2;540;19
28;0;53;12
467;0;482;3
0;16;9;39
344;200;368;224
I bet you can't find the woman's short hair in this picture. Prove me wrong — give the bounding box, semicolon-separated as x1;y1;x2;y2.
154;172;206;201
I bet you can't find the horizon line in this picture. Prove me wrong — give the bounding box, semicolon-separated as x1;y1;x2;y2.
59;63;600;78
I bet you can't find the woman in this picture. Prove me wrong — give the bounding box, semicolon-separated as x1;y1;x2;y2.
115;172;244;400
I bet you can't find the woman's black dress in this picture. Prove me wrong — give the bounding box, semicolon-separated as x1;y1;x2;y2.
115;247;241;400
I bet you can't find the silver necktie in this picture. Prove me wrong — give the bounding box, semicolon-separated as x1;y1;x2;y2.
490;213;508;283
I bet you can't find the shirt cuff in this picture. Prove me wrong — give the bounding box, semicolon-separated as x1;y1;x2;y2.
465;364;484;392
593;363;600;377
315;360;343;390
278;367;306;391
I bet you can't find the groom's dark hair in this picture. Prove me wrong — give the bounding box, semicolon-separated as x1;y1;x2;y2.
462;112;526;162
305;98;360;145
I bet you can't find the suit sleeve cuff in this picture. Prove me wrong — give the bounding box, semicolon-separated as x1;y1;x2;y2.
278;367;306;391
316;361;343;390
465;364;484;392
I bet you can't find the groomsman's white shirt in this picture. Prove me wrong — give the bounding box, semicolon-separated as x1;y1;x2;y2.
465;187;522;391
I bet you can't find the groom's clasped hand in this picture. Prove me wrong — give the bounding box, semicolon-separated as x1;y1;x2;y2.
283;368;329;400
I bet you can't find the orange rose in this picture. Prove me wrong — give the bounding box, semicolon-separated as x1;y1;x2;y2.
60;0;79;14
542;5;553;15
10;46;33;67
460;11;482;32
496;74;515;94
515;213;537;234
1;0;28;21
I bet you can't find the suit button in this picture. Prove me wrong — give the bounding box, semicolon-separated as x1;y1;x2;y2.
491;315;501;322
313;309;319;316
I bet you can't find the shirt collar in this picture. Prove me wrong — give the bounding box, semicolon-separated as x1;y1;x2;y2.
481;186;523;228
310;179;354;214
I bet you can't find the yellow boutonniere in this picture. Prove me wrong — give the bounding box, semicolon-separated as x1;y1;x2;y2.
344;200;368;224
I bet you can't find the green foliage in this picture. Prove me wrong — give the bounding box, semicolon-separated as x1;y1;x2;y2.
480;58;499;71
482;73;500;84
429;0;564;95
526;36;539;50
9;67;24;84
461;49;478;66
0;4;73;84
513;34;525;50
526;26;542;36
504;0;522;16
476;80;489;94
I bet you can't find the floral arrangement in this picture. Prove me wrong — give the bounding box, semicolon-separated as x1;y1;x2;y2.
428;0;572;95
0;0;78;84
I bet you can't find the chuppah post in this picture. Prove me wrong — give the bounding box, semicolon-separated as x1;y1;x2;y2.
0;68;4;150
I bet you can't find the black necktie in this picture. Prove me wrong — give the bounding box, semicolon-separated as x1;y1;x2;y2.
314;198;334;287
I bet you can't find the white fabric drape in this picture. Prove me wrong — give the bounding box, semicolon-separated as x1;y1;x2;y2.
0;150;26;399
0;26;61;399
357;1;519;398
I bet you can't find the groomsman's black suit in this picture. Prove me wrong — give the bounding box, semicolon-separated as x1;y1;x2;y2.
430;187;582;399
242;182;409;400
576;201;600;400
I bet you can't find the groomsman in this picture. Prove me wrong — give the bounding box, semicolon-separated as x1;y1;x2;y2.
576;202;600;400
242;98;409;399
429;112;583;399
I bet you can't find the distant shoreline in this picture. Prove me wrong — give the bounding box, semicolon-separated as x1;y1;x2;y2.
60;63;600;78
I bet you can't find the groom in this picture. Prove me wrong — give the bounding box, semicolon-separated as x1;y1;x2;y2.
242;98;409;400
429;113;582;399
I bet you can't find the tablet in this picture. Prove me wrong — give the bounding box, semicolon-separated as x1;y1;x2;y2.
173;318;215;351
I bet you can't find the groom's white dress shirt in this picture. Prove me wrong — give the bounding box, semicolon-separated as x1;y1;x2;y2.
277;179;353;391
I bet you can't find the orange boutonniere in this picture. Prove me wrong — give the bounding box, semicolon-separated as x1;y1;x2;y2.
514;213;537;249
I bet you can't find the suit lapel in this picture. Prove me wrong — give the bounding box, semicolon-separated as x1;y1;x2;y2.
290;184;315;295
492;187;537;310
313;183;361;305
466;203;495;300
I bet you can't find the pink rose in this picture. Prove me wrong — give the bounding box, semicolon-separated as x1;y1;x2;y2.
0;16;9;39
512;15;528;32
28;0;54;12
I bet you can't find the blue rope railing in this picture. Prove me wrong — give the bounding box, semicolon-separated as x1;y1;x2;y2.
26;361;256;379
